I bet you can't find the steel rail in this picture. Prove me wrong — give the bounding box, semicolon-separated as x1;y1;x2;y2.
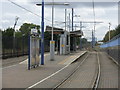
92;52;101;90
52;53;90;90
52;52;101;90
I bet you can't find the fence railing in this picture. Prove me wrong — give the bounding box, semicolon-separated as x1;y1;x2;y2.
2;36;51;59
2;36;29;59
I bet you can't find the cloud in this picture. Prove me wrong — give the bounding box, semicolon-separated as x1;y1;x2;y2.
2;20;10;23
1;0;118;41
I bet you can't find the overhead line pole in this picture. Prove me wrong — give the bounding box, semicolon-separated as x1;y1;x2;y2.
41;0;44;65
80;21;82;50
69;13;71;52
93;0;96;48
36;1;69;63
92;29;95;48
72;8;74;31
65;9;67;31
50;0;55;61
74;21;103;48
51;1;54;41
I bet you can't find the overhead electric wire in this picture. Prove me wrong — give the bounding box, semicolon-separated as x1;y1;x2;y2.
7;0;70;28
8;0;40;17
7;0;52;24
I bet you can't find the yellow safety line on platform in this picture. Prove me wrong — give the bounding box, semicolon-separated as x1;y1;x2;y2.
58;56;74;65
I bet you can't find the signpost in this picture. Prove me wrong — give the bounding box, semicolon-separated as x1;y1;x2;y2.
28;29;40;70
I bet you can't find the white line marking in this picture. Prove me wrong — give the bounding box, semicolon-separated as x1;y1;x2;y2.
26;64;70;89
3;53;50;69
108;55;119;66
2;64;17;69
19;59;28;64
26;51;87;89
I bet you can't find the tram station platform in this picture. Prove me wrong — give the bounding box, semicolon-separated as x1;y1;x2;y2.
2;50;87;88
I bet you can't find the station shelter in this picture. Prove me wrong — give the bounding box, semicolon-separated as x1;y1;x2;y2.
70;30;83;52
45;26;83;55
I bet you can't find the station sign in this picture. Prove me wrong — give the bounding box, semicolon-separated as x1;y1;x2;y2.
31;29;38;34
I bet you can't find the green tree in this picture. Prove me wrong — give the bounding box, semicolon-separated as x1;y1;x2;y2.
115;24;120;35
0;29;2;38
103;24;120;42
0;29;2;35
15;31;22;38
110;30;116;39
2;27;14;37
81;38;87;44
19;23;40;36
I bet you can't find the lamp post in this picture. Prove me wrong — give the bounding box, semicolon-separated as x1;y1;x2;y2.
50;0;55;61
36;0;44;65
65;9;67;31
108;22;111;55
41;0;44;65
36;2;69;61
72;8;74;31
13;16;19;55
50;1;69;61
13;16;19;38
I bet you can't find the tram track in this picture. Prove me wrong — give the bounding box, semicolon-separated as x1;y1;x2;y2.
52;51;101;89
92;52;101;90
52;53;90;90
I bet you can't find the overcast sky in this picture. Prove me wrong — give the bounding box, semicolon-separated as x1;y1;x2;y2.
0;0;119;41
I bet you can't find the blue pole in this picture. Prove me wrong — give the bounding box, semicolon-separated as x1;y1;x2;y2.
72;8;73;31
92;30;94;48
41;0;44;65
28;34;30;70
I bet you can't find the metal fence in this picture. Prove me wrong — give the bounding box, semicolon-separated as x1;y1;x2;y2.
2;36;28;59
2;36;50;59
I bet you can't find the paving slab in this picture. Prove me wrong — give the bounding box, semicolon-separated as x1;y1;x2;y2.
2;51;86;88
98;52;118;88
